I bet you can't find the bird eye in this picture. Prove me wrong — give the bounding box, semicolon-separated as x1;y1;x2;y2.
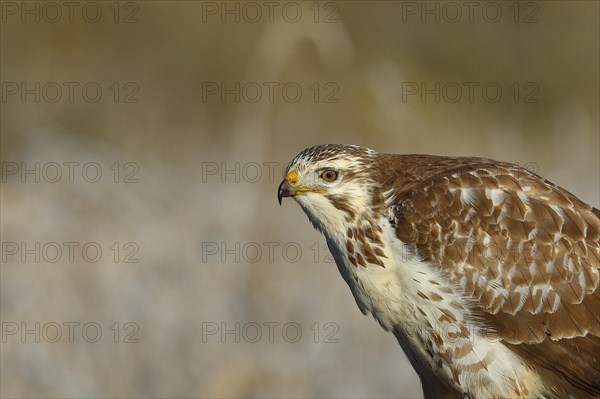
320;169;338;182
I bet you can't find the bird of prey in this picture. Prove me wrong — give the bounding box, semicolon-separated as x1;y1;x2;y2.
277;144;600;399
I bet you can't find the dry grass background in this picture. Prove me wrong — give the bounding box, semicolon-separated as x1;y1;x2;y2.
1;1;599;398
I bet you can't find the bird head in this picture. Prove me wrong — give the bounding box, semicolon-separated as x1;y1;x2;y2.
278;144;380;235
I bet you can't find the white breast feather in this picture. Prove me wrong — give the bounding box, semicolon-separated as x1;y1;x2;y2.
326;217;545;398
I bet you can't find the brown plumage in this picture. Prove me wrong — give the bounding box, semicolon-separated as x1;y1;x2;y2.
377;153;600;397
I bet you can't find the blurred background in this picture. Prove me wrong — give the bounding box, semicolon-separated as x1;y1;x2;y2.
1;1;598;398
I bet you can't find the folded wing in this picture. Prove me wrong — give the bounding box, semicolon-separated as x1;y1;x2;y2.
382;157;600;396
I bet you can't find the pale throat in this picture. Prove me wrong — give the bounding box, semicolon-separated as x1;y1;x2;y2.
295;194;360;236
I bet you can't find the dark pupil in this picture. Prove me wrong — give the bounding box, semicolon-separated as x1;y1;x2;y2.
325;171;334;180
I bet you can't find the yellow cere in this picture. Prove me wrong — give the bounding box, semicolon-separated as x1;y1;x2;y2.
287;170;299;186
286;170;323;194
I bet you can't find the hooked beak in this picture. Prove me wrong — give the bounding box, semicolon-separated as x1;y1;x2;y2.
278;179;294;205
278;179;324;205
